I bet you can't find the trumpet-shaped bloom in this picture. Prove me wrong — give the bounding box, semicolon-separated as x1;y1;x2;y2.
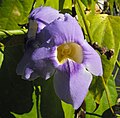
27;6;63;39
16;7;103;109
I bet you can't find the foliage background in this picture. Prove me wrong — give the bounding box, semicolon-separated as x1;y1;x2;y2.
0;0;120;118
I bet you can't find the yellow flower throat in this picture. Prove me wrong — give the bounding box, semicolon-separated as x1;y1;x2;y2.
57;42;83;64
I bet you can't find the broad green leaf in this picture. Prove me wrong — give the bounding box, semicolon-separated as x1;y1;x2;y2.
81;0;96;13
87;14;120;81
116;0;120;8
44;0;59;9
81;0;97;7
62;101;74;118
75;0;93;42
86;14;120;102
94;76;117;117
59;0;72;13
0;0;72;34
43;0;72;11
34;0;44;8
75;2;86;30
89;76;104;103
0;0;43;30
85;92;96;113
0;0;31;29
86;76;117;118
107;0;114;14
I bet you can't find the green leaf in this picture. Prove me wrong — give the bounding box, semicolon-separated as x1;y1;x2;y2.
0;0;39;30
44;0;72;12
85;92;96;113
59;0;72;13
107;0;114;15
81;0;96;13
86;76;117;118
62;101;74;118
86;14;120;102
44;0;59;10
89;77;104;103
34;0;44;8
94;76;117;116
0;29;27;39
87;14;120;81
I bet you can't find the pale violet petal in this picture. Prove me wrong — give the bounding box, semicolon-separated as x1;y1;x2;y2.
17;47;56;80
54;60;92;109
30;6;64;33
23;59;55;80
30;6;60;24
39;14;84;46
16;49;33;76
81;41;103;76
24;68;34;80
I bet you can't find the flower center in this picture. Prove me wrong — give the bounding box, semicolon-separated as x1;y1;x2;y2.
57;42;83;64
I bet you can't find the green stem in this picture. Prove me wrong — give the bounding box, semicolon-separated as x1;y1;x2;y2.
76;0;93;43
113;60;120;80
113;67;119;80
86;111;102;117
35;85;40;118
101;76;114;114
0;29;28;38
116;60;120;68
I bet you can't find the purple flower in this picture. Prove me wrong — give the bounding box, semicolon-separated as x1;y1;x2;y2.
16;7;103;109
27;6;63;39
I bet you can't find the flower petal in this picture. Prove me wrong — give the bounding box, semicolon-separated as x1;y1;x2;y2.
16;47;56;80
24;59;55;80
40;14;84;46
82;41;103;76
16;49;33;76
54;60;92;109
29;6;63;33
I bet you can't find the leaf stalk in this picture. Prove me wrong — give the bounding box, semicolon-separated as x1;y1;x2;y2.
0;29;28;38
101;76;114;114
76;0;93;43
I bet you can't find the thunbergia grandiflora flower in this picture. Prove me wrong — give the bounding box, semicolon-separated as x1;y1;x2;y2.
27;6;63;39
16;6;103;109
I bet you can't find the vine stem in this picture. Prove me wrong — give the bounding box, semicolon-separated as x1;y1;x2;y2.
113;60;120;80
0;29;28;38
101;76;114;114
76;0;93;44
35;85;40;118
116;60;120;68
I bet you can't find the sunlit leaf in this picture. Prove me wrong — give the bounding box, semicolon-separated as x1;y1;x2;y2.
0;0;29;29
44;0;59;9
62;101;74;118
94;76;117;116
43;0;72;12
87;14;120;81
0;0;43;30
86;76;117;118
86;14;120;102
